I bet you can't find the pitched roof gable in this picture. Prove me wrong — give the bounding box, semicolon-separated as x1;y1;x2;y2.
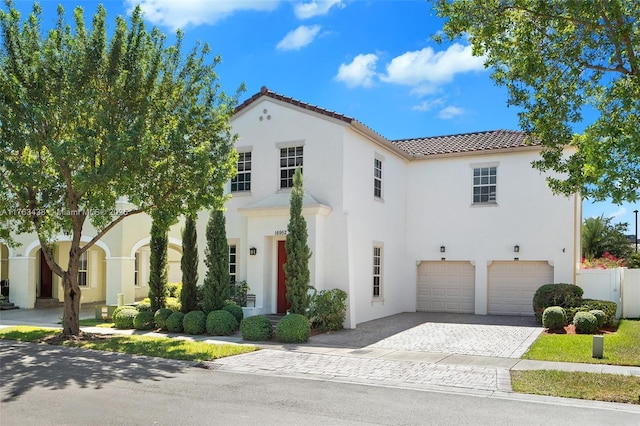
234;87;536;157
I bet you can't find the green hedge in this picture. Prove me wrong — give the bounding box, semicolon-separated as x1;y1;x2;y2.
542;306;566;330
275;314;310;343
240;315;273;341
133;311;156;330
206;310;238;336
580;299;617;326
154;308;173;330
309;289;347;331
166;311;185;333
114;307;138;329
183;310;207;335
573;311;598;334
222;303;244;324
532;284;583;322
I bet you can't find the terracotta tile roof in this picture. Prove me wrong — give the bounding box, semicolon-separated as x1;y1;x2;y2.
235;86;355;124
392;130;538;156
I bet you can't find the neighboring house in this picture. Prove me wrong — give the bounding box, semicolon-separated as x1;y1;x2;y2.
1;87;581;328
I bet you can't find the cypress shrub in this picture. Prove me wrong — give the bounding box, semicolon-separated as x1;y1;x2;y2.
203;209;229;313
148;219;169;312
284;168;312;315
180;215;199;313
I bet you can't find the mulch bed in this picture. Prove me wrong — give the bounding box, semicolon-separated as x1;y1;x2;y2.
543;324;618;335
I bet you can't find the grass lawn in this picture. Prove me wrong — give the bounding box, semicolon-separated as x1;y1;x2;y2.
78;318;115;328
0;326;256;362
513;319;640;404
522;319;640;366
512;370;640;405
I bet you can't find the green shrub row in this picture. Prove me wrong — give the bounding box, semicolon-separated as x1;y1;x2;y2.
540;306;612;334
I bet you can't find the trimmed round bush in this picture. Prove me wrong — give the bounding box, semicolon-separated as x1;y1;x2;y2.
222;303;244;323
275;314;310;343
573;311;598;334
542;306;566;330
166;311;185;333
589;309;607;329
532;283;583;322
114;307;138;329
206;310;239;336
581;299;617;326
135;301;152;312
112;305;132;322
183;310;207;335
240;315;273;341
154;308;173;330
133;311;156;330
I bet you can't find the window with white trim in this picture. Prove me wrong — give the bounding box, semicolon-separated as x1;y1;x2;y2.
374;158;383;198
229;244;237;284
231;152;252;192
473;166;497;204
78;251;88;287
372;245;382;298
280;146;303;189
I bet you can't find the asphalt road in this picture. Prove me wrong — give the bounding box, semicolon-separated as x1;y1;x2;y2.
1;341;638;426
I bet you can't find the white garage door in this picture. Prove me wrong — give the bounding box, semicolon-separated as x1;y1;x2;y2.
417;261;475;313
488;261;554;315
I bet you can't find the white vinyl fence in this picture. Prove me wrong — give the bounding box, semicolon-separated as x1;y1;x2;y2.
576;268;640;319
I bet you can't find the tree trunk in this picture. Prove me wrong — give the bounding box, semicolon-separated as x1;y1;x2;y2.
61;271;81;336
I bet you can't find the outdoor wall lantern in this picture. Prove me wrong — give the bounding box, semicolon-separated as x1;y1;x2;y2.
440;246;446;253
514;245;520;253
249;247;257;256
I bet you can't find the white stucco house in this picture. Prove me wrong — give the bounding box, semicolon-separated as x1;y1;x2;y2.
1;86;581;328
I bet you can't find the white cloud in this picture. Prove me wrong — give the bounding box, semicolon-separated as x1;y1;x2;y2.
609;206;627;220
126;0;279;31
276;25;322;51
380;43;486;86
412;97;446;112
437;106;465;119
294;0;344;19
335;54;379;88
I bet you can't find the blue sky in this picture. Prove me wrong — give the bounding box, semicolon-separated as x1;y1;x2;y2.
7;0;639;233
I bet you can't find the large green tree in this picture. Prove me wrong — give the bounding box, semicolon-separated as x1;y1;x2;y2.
180;215;199;313
0;2;240;336
284;168;312;315
434;0;639;203
202;209;229;313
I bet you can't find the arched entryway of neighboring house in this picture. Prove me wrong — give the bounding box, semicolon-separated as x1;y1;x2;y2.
24;237;111;307
0;242;10;300
130;237;183;301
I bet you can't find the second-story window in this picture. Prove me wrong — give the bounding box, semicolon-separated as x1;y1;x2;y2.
374;158;383;198
231;152;252;192
280;146;303;189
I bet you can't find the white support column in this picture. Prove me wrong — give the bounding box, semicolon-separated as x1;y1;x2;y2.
475;260;489;315
8;256;36;308
105;257;135;305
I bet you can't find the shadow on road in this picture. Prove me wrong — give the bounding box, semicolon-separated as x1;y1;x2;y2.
0;341;190;402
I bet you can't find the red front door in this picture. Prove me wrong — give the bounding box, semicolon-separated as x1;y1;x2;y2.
40;250;53;298
277;240;290;314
